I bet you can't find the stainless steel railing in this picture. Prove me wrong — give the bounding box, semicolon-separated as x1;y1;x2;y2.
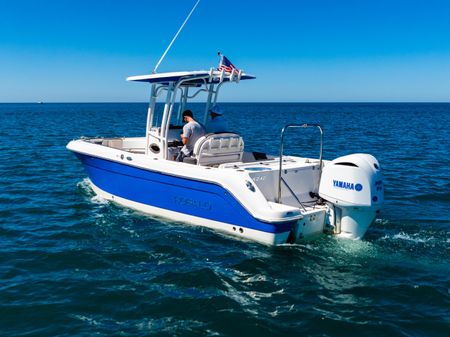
277;123;323;203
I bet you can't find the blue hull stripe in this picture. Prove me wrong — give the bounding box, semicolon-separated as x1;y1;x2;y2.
74;153;294;234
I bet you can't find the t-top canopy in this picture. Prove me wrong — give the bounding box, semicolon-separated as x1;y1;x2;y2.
126;70;255;85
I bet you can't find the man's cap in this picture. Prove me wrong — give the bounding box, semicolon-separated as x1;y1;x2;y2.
182;110;193;118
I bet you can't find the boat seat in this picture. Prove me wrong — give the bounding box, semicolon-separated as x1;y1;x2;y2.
101;138;123;150
193;133;244;166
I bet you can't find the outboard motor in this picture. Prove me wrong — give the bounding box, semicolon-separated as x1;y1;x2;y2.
318;153;384;239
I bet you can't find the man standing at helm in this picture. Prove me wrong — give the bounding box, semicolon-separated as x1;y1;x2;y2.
177;110;205;162
206;104;229;133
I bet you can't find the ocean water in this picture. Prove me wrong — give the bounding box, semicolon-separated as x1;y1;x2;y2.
0;102;449;336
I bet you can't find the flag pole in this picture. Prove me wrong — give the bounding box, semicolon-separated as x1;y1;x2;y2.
153;0;201;73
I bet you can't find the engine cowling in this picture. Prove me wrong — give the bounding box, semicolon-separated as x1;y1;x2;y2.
318;153;384;239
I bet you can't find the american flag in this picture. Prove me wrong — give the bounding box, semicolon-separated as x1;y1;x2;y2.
218;54;238;73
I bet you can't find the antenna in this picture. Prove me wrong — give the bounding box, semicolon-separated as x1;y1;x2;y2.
153;0;201;73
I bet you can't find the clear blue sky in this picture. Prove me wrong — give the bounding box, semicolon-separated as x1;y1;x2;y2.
1;0;449;102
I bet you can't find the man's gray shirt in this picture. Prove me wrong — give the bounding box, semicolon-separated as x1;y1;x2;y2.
181;121;205;155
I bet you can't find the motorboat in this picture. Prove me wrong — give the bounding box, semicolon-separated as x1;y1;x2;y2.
67;64;384;245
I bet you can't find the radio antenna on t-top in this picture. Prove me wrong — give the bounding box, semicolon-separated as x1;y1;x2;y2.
152;0;201;73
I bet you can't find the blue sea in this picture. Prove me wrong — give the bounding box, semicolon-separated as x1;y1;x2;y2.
0;103;449;336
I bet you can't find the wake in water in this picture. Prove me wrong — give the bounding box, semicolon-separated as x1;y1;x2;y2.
74;175;450;265
77;178;111;205
382;231;435;243
77;178;96;197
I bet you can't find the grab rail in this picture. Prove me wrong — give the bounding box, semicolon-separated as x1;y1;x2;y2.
277;123;323;203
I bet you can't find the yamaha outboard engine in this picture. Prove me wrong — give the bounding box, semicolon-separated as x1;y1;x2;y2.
318;153;384;239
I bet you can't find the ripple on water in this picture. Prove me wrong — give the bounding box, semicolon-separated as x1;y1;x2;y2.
0;103;449;336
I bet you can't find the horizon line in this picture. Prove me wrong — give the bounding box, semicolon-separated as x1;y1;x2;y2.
1;101;450;104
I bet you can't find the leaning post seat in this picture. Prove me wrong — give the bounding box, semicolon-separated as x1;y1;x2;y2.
193;133;244;166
